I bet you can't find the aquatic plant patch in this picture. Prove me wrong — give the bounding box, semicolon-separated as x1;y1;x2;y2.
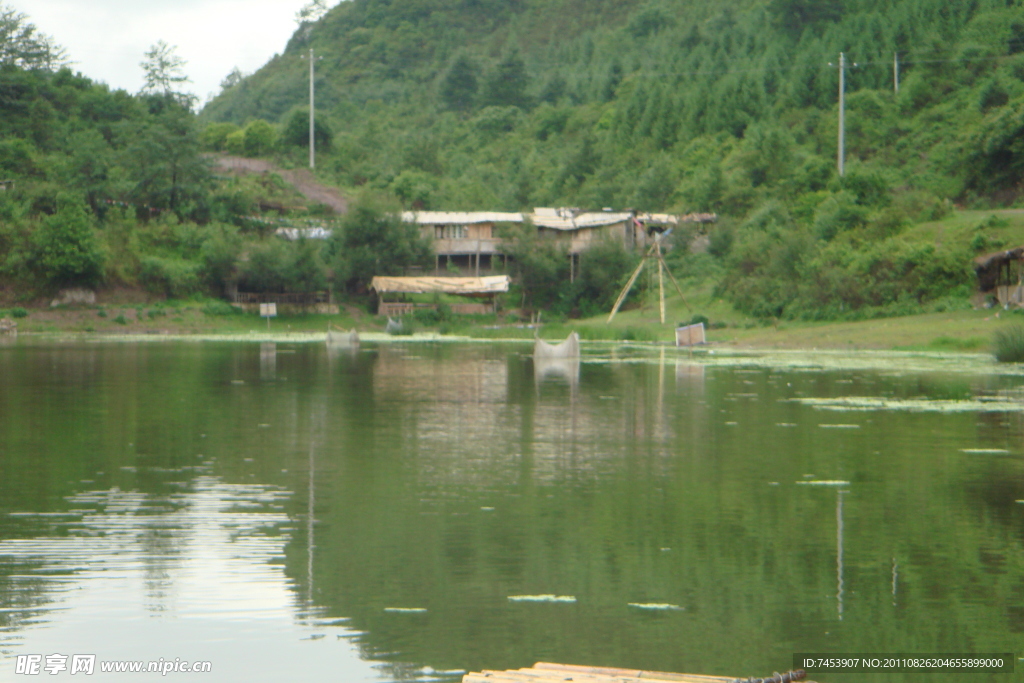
507;595;576;603
795;396;1024;413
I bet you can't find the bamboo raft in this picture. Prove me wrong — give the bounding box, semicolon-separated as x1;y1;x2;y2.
463;663;813;683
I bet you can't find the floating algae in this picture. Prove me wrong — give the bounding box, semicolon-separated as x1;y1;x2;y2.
628;602;684;611
384;607;428;613
797;396;1024;413
507;595;576;603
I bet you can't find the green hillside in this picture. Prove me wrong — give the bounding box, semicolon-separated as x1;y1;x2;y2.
0;6;356;306
196;0;1024;319
203;0;1024;209
7;0;1024;326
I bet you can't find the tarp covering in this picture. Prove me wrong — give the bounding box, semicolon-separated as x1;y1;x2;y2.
370;275;511;295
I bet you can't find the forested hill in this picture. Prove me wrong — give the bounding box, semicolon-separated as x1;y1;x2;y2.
203;0;1024;216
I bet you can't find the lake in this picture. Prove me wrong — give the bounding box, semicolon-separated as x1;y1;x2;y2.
0;339;1020;682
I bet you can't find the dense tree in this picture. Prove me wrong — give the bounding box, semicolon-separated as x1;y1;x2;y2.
500;221;569;311
0;4;67;70
327;199;432;293
482;51;531;110
140;41;190;98
281;108;332;150
122;95;210;215
440;54;479;112
768;0;843;37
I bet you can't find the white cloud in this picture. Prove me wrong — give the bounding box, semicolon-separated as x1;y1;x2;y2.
6;0;310;105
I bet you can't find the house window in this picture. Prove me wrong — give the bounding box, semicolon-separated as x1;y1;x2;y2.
435;225;467;240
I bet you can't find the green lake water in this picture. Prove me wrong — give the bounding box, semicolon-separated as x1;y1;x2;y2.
0;340;1021;682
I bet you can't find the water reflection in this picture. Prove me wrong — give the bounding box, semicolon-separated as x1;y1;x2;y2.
533;357;580;388
1;342;1023;682
260;343;276;380
674;362;705;389
836;488;846;621
0;477;380;682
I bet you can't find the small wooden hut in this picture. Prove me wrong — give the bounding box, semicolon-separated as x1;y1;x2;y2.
974;247;1024;306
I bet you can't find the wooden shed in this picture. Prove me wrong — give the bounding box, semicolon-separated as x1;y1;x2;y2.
974;247;1024;306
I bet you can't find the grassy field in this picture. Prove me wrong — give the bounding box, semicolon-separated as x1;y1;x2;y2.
5;290;1014;354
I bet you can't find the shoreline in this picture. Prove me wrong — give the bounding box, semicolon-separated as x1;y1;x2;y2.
1;296;1016;357
5;329;1016;376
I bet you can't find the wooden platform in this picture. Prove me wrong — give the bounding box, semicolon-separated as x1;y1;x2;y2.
463;662;807;683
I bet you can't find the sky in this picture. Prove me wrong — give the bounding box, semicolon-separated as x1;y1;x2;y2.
7;0;315;106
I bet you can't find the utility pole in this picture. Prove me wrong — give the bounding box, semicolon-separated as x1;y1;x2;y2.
838;51;845;177
308;48;316;170
894;52;900;94
829;52;855;177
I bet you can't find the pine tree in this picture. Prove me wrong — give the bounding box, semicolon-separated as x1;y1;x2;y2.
440;54;479;112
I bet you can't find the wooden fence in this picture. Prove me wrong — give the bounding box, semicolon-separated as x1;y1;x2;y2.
378;301;495;317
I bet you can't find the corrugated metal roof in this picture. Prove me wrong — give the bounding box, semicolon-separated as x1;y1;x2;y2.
636;212;718;225
401;211;523;225
370;275;511;295
530;211;633;231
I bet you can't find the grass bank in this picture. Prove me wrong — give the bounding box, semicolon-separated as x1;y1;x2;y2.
4;290;1018;357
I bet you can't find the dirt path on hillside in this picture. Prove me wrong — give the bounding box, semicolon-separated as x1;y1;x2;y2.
212;155;348;214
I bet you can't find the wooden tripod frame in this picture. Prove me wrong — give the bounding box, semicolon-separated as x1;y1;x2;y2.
607;234;691;324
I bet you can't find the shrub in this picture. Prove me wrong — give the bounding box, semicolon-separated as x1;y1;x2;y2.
994;324;1024;362
113;314;127;325
199;122;240;152
202;300;237;316
242;119;277;157
10;307;28;318
225;129;246;155
413;307;442;326
139;256;201;297
30;194;105;288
